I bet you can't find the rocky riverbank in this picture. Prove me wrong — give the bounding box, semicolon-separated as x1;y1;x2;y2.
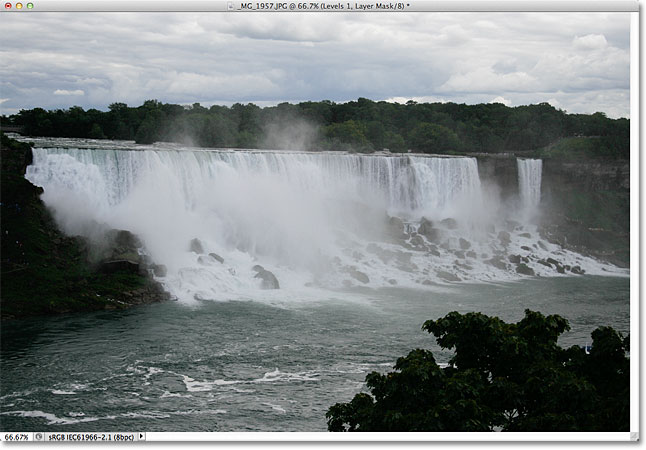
1;133;169;320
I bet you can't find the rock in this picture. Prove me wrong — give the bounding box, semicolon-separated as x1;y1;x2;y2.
498;231;511;245
152;264;167;277
388;279;397;285
538;241;548;251
189;238;205;254
454;250;465;259
537;259;552;267
556;265;566;274
546;257;560;266
485;257;508;270
252;265;280;289
508;254;521;264
429;248;441;257
571;265;585;275
516;263;535;276
466;250;477;258
410;234;425;248
436;270;461;282
440;218;458;229
418;218;442;243
100;259;139;274
521;246;532;251
459;238;471;250
519;232;532;238
347;267;370;284
209;252;224;264
386;215;407;240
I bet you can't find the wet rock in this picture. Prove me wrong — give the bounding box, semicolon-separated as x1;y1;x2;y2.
440;218;458;229
546;258;560;266
346;267;369;284
459;238;471;250
388;279;397;285
466;250;477;259
537;259;552;268
410;234;426;249
436;270;461;282
209;252;224;264
571;265;585;275
189;238;205;254
521;256;529;263
519;232;532;238
508;254;521;264
570;266;585;275
454;250;466;259
556;265;566;274
386;215;407;240
100;259;139;274
485;257;508;270
429;248;441;257
418;218;442;243
152;264;167;277
252;265;280;289
516;263;535;276
538;241;548;251
498;231;511;245
521;246;532;251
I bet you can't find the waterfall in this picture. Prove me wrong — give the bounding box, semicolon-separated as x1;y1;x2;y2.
23;141;623;300
25;146;484;300
517;158;542;215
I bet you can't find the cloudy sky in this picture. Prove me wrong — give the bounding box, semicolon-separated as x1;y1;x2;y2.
0;11;632;117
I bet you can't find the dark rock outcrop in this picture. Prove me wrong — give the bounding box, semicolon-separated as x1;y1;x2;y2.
1;134;169;320
252;265;280;289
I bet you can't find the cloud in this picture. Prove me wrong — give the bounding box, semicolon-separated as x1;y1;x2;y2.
0;11;632;118
573;34;608;50
53;89;85;96
490;96;511;106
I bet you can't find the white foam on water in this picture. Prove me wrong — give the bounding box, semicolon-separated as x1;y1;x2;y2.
24;143;626;307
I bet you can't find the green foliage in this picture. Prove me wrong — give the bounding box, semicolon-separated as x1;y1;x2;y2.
409;122;461;154
327;310;630;432
539;136;629;160
8;99;628;158
0;134;158;319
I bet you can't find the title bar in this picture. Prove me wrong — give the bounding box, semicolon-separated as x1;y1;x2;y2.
0;0;639;12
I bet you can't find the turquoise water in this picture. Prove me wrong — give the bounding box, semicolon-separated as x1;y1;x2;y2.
0;276;630;432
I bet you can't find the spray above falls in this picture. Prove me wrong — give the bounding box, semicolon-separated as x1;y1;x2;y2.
25;141;623;303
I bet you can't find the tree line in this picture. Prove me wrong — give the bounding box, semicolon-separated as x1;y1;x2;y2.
3;98;629;158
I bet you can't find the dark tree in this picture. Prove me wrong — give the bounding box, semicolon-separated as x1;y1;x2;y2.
327;310;630;432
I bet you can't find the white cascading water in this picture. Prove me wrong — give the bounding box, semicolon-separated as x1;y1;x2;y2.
25;143;622;303
517;158;543;218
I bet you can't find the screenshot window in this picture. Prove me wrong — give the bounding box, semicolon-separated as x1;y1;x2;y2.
0;0;639;443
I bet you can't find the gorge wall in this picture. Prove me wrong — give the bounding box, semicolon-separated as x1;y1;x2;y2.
476;154;630;267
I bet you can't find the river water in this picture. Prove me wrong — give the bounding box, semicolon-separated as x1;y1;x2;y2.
1;277;629;432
